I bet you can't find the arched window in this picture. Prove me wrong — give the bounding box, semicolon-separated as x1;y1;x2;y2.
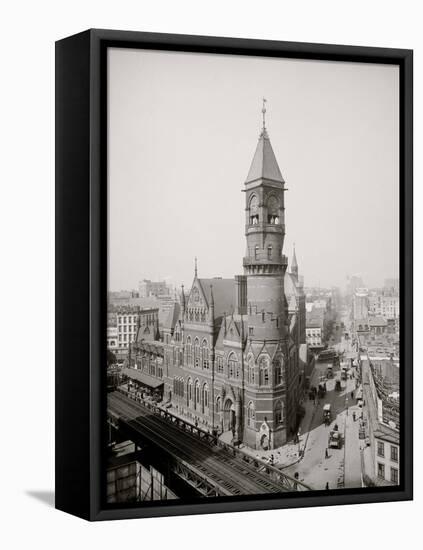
194;338;200;367
255;246;259;260
248;355;255;384
216;396;221;413
267;245;272;260
274;356;283;385
217;356;224;374
202;383;209;412
195;380;200;409
247;402;255;428
186;336;192;366
249;195;259;225
259;356;270;386
275;400;284;424
228;353;238;378
187;378;193;406
201;339;209;369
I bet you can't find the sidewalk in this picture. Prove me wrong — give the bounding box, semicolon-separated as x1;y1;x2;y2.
238;395;319;468
343;404;363;487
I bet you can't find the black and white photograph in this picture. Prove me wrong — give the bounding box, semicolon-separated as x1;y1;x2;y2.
106;47;402;503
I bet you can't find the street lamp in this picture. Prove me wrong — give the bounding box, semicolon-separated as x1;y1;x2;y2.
297;428;301;457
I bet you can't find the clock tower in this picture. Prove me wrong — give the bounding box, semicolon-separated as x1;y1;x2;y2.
243;102;290;449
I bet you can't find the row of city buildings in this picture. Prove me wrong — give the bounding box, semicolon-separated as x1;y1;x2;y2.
358;331;400;486
348;275;400;486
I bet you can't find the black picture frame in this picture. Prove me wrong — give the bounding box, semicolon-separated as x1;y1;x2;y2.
55;28;413;521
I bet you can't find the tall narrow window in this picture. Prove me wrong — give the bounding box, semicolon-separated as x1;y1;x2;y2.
228;353;237;378
195;381;200;409
248;356;255;384
255;246;259;260
186;337;192;365
274;358;283;385
187;378;193;406
267;245;272;260
202;340;209;369
259;356;270;386
247;402;255;428
249;195;259;225
194;338;200;368
275;401;283;424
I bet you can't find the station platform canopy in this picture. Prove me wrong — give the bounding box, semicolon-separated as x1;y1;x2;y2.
122;368;163;389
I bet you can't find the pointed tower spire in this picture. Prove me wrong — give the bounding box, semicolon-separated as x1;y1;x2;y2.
291;244;298;279
245;100;285;185
194;256;198;278
210;284;215;323
180;284;186;313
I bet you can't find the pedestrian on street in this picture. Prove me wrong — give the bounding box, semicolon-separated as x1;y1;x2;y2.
325;448;329;459
325;482;329;490
351;391;354;399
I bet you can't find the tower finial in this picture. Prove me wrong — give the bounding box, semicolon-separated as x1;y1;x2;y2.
262;97;267;130
194;256;198;278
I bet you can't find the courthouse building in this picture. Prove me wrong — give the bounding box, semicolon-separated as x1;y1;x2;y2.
154;115;306;450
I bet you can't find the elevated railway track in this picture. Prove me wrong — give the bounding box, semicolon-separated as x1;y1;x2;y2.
108;391;311;497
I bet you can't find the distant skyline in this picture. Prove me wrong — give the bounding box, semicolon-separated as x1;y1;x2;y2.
108;48;399;292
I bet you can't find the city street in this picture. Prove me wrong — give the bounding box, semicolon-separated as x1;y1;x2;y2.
283;333;363;490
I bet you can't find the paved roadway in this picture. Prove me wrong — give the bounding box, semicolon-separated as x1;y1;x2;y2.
108;391;298;497
284;332;362;490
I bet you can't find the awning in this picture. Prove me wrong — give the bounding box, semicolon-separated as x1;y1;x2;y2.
122;368;164;389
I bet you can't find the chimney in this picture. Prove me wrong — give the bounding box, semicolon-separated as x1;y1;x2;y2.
235;275;247;315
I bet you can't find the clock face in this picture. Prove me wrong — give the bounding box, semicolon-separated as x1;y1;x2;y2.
250;195;258;213
267;195;279;213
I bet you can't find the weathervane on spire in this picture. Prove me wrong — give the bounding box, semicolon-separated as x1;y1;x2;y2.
262;97;267;130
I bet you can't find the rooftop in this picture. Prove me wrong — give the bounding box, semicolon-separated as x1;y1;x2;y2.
245;129;285;185
197;278;236;318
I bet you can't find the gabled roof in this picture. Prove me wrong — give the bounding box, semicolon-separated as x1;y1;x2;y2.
285;272;300;299
245;129;285;185
163;302;181;331
197;278;235;318
215;313;248;349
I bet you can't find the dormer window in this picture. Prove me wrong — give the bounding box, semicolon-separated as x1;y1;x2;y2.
251;214;259;224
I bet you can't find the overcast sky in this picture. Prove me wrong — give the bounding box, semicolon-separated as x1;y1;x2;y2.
108;47;399;292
